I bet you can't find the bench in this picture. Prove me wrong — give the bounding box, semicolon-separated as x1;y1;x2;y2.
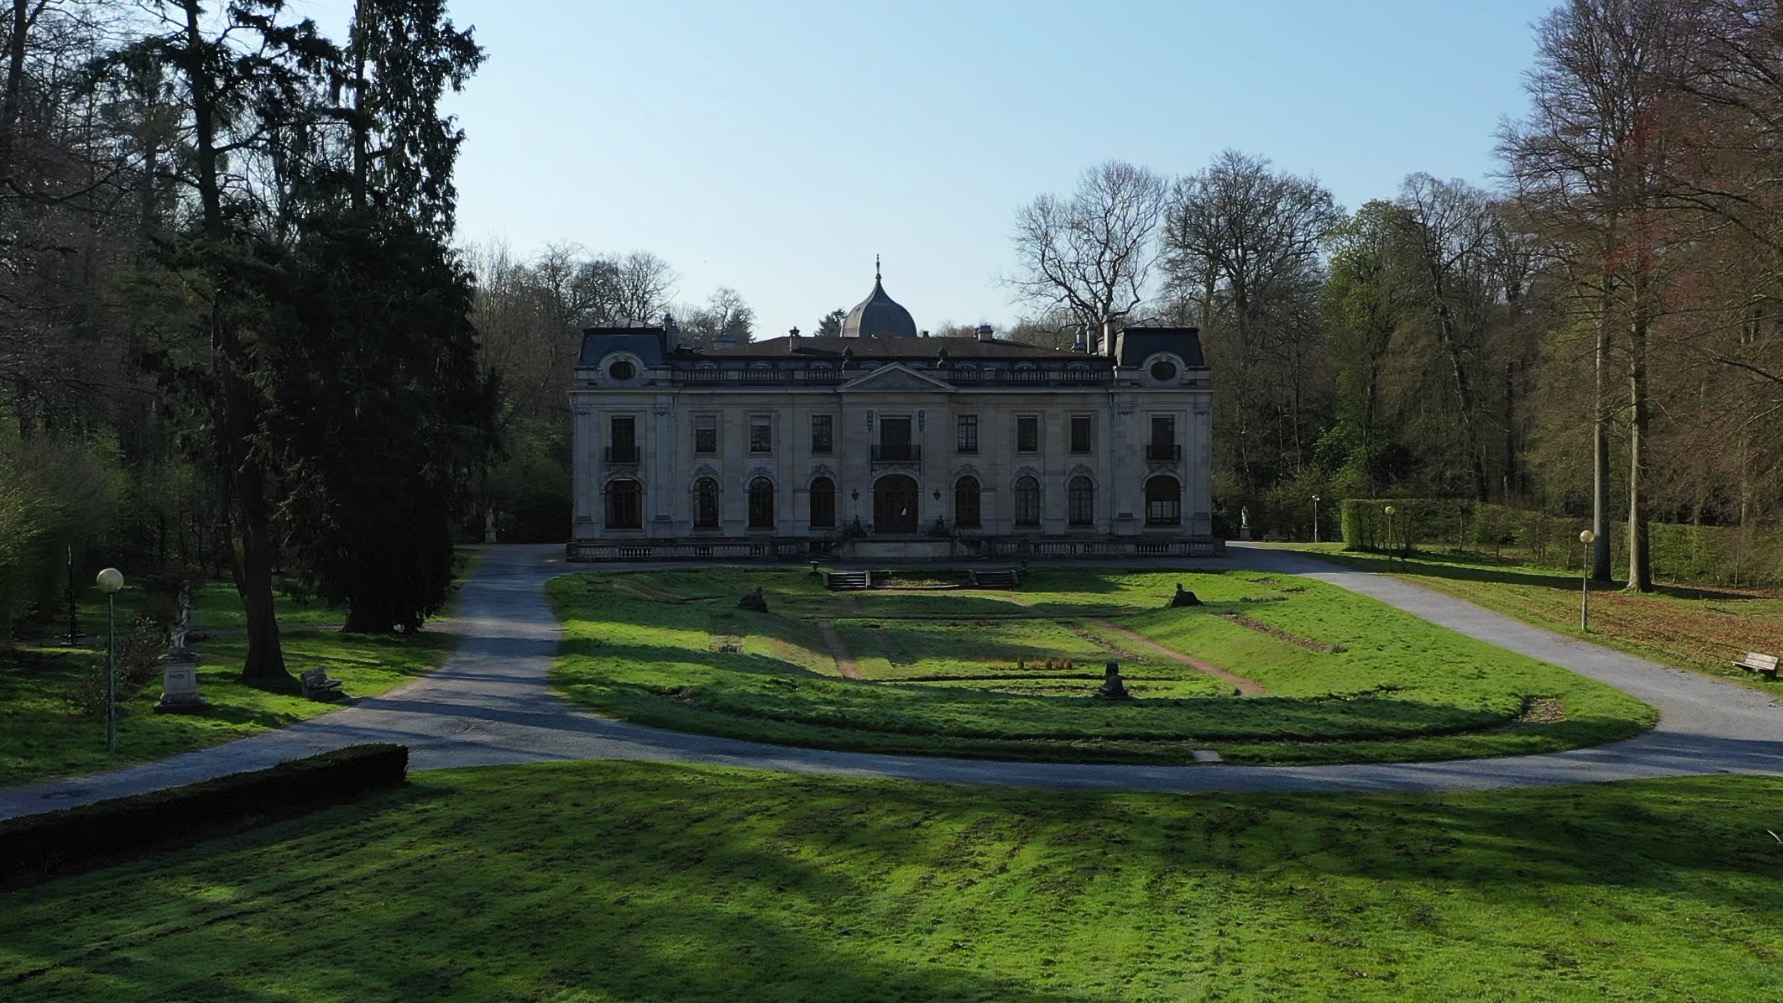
300;666;345;699
1732;652;1779;681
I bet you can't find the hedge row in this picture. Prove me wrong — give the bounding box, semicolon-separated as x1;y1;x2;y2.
0;743;408;889
1339;498;1783;586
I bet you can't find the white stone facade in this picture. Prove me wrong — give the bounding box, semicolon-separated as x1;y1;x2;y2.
568;325;1215;561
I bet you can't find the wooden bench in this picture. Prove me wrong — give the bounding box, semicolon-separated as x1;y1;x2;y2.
300;666;345;699
1732;652;1779;681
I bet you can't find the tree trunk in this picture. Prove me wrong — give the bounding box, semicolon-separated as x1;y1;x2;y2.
1431;296;1489;501
180;0;290;683
1626;272;1653;592
0;0;26;193
1591;303;1613;581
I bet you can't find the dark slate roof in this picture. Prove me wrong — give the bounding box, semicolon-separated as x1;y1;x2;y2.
707;334;1082;360
1116;327;1206;368
840;276;918;339
576;327;668;368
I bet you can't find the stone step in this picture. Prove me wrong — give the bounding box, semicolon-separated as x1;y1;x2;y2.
825;571;873;591
969;570;1020;590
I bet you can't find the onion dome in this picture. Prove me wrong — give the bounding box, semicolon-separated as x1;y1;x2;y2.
840;258;918;339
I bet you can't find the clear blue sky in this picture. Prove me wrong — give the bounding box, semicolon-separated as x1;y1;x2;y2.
309;0;1559;333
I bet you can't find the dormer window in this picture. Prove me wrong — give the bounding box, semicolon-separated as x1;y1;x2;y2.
608;360;635;381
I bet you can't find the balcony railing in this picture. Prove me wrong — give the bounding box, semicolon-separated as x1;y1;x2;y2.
606;445;641;464
1146;443;1182;462
871;443;921;463
665;366;1114;387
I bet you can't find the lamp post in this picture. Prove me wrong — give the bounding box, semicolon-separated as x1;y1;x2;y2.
1312;494;1321;544
96;567;124;753
1578;529;1596;632
1383;505;1396;568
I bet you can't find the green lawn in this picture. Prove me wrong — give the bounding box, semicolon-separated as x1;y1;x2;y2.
0;629;452;790
1273;543;1783;689
550;568;1654;764
67;577;341;636
1;552;484;789
4;762;1778;1002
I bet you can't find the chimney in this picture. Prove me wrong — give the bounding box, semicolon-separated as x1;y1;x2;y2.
976;324;995;343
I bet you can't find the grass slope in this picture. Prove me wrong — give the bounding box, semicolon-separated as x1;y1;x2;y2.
1280;544;1783;688
551;568;1653;764
1;551;484;789
3;762;1779;1002
0;630;452;789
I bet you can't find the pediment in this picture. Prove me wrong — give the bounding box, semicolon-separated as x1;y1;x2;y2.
839;363;955;393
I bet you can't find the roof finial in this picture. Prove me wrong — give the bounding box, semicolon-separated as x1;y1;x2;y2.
875;253;881;282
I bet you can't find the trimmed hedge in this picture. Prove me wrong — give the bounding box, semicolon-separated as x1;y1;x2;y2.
0;743;408;889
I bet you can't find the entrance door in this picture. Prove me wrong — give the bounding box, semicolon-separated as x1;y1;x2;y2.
873;475;919;533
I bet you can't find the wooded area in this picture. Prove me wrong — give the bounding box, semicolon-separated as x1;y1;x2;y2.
4;0;1782;677
0;0;499;685
1006;0;1783;589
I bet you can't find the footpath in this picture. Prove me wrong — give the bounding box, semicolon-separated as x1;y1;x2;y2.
2;543;1779;821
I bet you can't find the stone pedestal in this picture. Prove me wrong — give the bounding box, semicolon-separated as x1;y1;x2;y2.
154;655;209;714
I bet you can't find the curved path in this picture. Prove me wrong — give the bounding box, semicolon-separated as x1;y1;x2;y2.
3;544;1780;820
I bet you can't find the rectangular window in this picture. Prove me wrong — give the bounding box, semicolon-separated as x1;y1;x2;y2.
1069;415;1092;454
877;417;916;462
694;414;717;455
956;415;978;453
1147;414;1179;461
749;415;772;454
811;415;833;454
609;416;638;464
1016;415;1039;454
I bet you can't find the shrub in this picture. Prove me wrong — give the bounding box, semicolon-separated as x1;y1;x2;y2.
0;744;409;889
63;615;168;719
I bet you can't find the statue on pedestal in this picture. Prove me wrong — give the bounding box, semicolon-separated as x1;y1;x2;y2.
1094;661;1130;700
155;583;209;715
1170;583;1202;607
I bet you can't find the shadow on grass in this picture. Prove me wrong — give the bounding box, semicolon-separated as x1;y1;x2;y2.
1318;550;1761;602
7;764;1781;1002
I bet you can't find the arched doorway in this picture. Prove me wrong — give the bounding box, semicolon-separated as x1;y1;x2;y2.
873;475;919;533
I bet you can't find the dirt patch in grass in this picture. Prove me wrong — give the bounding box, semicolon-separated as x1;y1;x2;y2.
1221;612;1344;653
814;619;863;680
1094;619;1266;696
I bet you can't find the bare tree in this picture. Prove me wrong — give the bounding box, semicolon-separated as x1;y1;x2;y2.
1501;0;1710;589
1390;174;1499;501
678;286;754;349
1007;160;1167;354
609;251;676;325
1163;151;1341;492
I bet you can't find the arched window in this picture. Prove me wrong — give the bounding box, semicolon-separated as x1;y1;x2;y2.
606;479;642;529
954;476;981;529
693;477;720;529
809;477;836;529
748;477;775;529
1068;476;1094;526
1014;475;1041;527
1145;476;1182;526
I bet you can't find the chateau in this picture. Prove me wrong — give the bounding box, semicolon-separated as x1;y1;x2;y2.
567;271;1217;561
